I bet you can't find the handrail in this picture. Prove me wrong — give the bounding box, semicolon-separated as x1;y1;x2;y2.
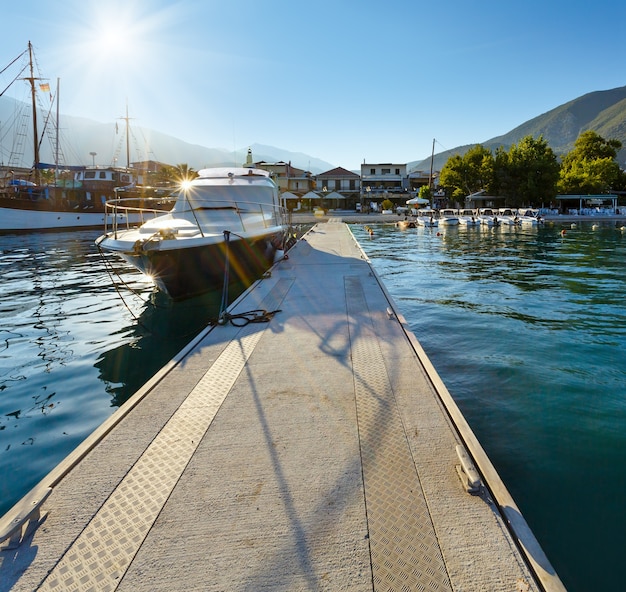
102;196;287;239
104;197;175;238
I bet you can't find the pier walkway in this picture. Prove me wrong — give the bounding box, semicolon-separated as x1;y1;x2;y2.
0;221;564;591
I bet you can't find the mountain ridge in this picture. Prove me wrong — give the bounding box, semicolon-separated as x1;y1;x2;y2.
3;84;626;176
411;85;626;171
0;95;336;174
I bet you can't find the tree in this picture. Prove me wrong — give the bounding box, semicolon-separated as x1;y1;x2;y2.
495;135;560;206
157;163;198;185
439;144;495;200
418;185;432;201
558;131;623;194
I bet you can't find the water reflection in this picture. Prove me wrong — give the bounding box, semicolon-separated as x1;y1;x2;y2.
353;220;626;592
0;230;245;515
93;285;244;407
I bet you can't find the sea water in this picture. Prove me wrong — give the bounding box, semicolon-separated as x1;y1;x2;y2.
0;230;231;518
0;222;624;591
352;220;626;592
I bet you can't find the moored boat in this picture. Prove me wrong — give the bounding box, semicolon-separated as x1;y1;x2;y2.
478;207;500;226
396;218;417;229
457;208;480;226
96;167;291;301
438;208;460;226
415;209;438;227
517;208;542;225
498;207;520;226
0;43;169;232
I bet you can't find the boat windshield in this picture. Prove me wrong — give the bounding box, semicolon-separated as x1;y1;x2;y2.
171;183;277;213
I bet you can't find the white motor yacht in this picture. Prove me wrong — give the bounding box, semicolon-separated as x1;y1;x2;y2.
96;167;290;301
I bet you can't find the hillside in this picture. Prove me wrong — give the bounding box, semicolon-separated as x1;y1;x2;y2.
411;85;626;171
4;84;626;176
0;95;335;174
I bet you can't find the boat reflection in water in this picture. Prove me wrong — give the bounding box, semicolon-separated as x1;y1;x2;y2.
0;229;247;517
93;283;245;408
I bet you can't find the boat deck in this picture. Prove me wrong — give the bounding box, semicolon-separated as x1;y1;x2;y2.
0;220;564;591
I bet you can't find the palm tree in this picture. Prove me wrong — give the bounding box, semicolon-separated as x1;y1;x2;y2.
157;163;198;185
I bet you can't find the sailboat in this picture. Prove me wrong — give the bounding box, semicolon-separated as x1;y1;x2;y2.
0;42;170;232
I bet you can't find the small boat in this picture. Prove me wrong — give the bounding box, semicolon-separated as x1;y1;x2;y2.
457;208;480;226
415;209;438;227
96;167;290;301
498;207;520;226
396;218;416;229
478;207;500;226
438;208;460;226
516;208;542;225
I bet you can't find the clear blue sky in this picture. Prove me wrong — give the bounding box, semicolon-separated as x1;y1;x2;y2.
3;0;625;170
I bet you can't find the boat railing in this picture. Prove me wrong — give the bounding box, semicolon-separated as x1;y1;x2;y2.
104;197;177;237
104;195;287;239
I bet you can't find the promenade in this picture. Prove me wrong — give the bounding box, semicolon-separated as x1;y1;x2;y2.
0;220;564;591
289;209;626;225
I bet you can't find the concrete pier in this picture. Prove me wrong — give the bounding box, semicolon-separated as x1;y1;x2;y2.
0;220;565;591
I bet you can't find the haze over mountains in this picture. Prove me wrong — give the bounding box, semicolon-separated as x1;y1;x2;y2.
2;85;626;175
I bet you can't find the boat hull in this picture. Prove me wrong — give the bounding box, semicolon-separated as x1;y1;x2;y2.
112;230;285;301
0;205;150;232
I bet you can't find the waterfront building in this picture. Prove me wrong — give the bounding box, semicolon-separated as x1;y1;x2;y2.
242;148;315;205
315;166;361;209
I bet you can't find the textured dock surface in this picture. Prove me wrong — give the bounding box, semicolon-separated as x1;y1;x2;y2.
0;221;562;591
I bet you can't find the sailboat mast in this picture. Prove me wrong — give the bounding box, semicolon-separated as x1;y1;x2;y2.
27;41;40;182
55;77;60;179
125;102;130;170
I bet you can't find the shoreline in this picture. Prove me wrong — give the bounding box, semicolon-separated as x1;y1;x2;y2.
289;211;626;225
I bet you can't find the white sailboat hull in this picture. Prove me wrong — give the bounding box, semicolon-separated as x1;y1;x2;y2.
0;206;144;232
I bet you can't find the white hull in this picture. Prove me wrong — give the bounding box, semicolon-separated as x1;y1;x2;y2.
97;167;289;300
458;218;481;226
439;210;460;225
416;218;438;227
0;206;144;232
458;210;480;226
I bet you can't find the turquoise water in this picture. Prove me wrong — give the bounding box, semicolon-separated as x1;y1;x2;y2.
353;220;626;592
1;223;624;591
0;230;230;518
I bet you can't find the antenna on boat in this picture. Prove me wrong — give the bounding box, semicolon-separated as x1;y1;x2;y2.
428;138;435;189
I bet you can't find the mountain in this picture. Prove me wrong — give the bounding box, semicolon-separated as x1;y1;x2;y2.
5;85;626;176
0;96;335;174
411;85;626;171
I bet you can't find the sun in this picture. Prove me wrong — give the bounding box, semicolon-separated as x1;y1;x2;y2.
93;23;133;60
57;2;166;119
